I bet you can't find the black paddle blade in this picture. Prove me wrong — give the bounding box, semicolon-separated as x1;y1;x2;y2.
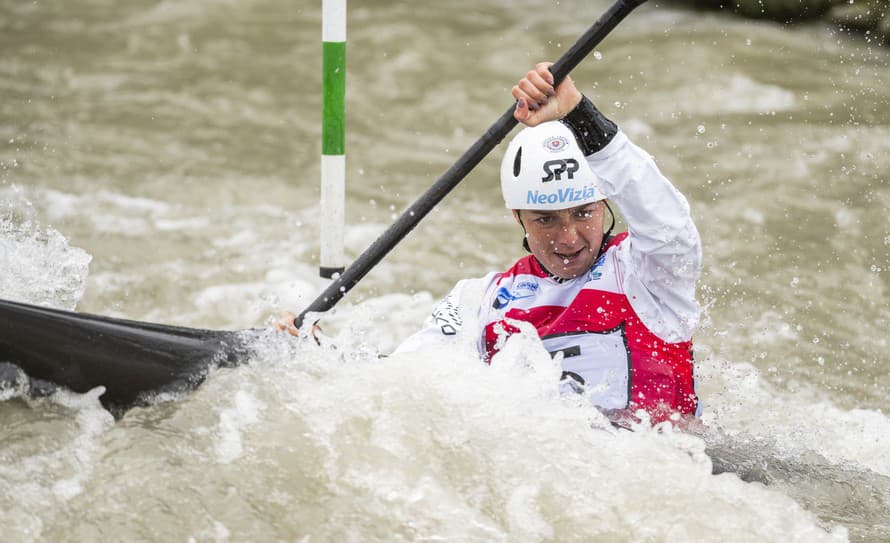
0;298;251;415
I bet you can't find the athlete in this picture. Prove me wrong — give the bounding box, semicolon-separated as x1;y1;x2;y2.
393;62;702;424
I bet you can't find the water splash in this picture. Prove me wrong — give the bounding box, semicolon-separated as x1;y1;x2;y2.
0;212;91;310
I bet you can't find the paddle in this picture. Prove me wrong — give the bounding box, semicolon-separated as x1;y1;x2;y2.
0;1;647;416
295;0;648;329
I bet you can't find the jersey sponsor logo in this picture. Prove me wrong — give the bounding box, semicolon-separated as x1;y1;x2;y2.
542;158;580;182
432;295;461;335
492;279;539;309
587;253;606;281
526;185;596;206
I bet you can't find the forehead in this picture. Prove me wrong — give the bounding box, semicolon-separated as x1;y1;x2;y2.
522;202;602;216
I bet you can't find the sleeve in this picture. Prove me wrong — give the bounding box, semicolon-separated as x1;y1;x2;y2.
392;273;497;356
587;130;701;343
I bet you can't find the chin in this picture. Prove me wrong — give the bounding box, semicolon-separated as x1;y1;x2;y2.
551;267;584;280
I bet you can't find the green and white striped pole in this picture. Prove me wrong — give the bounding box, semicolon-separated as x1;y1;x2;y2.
319;0;346;278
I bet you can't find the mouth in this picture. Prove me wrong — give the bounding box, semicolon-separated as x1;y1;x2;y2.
554;248;584;264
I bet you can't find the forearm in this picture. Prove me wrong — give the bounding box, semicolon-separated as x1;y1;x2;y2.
590;131;700;262
393;274;494;356
562;97;701;341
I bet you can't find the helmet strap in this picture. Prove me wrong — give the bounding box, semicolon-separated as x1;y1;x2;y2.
598;201;616;257
515;211;532;253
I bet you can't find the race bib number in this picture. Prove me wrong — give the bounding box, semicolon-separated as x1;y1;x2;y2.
542;327;630;409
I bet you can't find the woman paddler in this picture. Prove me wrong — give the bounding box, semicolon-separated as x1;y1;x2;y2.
283;62;703;425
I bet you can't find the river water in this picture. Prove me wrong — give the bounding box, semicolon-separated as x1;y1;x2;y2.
1;0;889;541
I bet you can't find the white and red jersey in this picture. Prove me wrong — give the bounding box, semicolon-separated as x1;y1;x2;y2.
396;130;702;421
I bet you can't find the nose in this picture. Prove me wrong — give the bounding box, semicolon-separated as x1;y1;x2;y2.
552;220;582;248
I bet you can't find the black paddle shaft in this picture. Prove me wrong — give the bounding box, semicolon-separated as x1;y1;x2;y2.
296;0;648;328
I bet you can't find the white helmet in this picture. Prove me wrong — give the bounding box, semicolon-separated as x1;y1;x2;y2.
500;121;605;210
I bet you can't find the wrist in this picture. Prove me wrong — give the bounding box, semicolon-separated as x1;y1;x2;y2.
559;95;618;155
559;89;583;117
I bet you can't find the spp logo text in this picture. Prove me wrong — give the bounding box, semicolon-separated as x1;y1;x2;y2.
541;159;580;182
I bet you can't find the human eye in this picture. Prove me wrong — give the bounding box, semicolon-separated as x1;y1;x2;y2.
533;215;555;226
575;208;595;219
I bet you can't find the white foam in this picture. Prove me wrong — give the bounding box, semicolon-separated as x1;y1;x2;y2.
153;216;211;231
0;303;852;542
0;384;113;541
322;291;437;354
699;357;890;477
622;117;655;140
344;222;387;254
215;390;265;464
191;267;324;327
40;189;81;221
251;332;846;542
741;207;765;225
677;74;796;115
94;190;170;213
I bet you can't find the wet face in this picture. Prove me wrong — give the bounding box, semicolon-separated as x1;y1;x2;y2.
514;202;606;280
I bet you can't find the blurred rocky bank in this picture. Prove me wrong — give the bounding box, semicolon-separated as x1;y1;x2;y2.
670;0;890;46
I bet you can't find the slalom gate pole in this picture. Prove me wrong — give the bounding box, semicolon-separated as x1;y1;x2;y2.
297;0;648;328
319;0;347;279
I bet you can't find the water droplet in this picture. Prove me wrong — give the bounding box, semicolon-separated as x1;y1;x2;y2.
593;51;602;60
696;125;706;134
790;277;799;287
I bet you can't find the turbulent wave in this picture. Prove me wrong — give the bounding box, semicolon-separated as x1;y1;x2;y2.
0;327;853;542
0;210;91;310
